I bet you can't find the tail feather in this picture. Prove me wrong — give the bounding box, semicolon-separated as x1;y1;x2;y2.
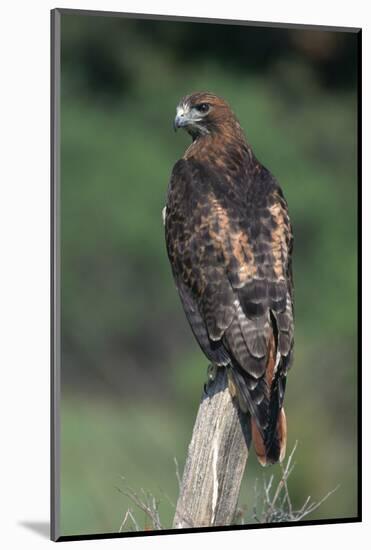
227;362;268;423
228;362;287;466
251;408;287;466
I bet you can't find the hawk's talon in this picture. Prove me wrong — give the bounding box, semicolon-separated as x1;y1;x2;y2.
207;363;218;382
204;364;218;396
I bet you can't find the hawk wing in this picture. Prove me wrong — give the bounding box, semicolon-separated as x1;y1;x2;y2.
165;159;294;463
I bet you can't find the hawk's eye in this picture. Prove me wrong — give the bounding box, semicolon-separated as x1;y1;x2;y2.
195;103;210;114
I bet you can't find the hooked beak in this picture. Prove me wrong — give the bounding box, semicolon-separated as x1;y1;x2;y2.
173;105;191;132
173;112;188;132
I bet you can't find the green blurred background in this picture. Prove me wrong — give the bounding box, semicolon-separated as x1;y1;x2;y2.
59;11;358;537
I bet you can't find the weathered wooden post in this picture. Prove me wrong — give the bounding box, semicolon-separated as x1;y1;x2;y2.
173;367;251;528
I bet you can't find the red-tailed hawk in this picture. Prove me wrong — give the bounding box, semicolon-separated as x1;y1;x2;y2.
165;92;294;465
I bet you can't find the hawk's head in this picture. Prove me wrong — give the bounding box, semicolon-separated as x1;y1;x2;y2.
174;92;239;140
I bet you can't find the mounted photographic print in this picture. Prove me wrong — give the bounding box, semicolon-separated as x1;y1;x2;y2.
51;8;361;542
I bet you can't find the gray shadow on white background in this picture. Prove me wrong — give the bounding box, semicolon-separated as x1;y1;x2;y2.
19;521;49;539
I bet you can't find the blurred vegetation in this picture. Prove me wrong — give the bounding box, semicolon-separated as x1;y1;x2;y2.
59;11;358;536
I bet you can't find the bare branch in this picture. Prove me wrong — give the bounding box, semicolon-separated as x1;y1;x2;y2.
295;486;340;520
249;442;339;524
119;508;140;533
117;485;163;530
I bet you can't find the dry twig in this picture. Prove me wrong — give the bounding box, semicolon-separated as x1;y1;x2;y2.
116;485;163;531
250;442;339;524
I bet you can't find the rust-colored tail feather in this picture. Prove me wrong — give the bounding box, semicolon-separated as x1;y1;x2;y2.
252;407;287;466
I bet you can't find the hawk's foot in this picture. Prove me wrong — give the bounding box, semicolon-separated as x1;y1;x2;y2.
207;363;218;383
204;364;218;396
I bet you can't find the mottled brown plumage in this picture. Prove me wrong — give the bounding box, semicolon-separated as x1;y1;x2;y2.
165;92;294;465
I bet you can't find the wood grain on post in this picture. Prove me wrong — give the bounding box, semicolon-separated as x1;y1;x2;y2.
173;367;251;529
